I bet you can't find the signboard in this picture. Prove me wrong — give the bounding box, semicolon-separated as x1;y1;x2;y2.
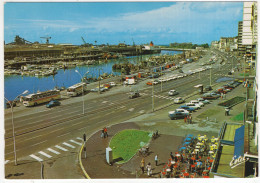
229;155;249;169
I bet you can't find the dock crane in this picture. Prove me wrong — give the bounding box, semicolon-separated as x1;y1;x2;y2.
132;38;135;46
40;36;51;44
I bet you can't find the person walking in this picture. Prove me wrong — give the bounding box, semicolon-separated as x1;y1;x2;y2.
146;162;152;176
140;158;145;174
104;127;108;138
184;116;187;123
170;152;174;160
155;154;158;166
101;128;104;138
187;115;190;124
190;115;192;124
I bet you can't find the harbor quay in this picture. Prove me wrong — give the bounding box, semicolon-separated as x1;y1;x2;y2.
4;45;258;179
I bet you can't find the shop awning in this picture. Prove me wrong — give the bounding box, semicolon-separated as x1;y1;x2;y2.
233;125;245;159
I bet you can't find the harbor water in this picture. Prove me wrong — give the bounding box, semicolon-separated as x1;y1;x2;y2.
4;50;181;102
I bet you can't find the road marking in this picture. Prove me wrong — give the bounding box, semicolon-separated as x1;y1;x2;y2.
70;139;82;145
139;110;145;114
39;151;52;158
31;140;47;147
29;154;43;162
62;142;75;148
5;160;10;164
102;101;108;104
77;137;83;141
47;148;60;155
128;108;134;112
55;145;68;152
57;132;70;137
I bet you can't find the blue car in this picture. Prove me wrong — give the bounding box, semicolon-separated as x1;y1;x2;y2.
179;105;196;112
169;111;188;120
46;100;61;108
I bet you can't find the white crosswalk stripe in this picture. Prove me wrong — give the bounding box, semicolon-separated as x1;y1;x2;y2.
29;154;43;162
39;151;52;158
77;137;83;141
47;148;60;155
5;160;10;164
55;145;68;151
62;142;75;148
128;108;134;112
70;139;82;145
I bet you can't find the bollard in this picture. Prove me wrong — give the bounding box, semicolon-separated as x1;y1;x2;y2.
84;146;87;159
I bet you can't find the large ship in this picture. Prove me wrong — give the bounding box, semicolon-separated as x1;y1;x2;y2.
142;41;161;54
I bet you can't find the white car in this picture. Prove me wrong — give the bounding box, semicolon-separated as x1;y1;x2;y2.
174;97;185;104
168;90;179;96
175;108;189;114
186;103;200;110
197;98;210;104
190;100;204;107
109;82;116;86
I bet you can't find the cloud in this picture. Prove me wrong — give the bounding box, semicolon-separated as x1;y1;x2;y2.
5;2;243;44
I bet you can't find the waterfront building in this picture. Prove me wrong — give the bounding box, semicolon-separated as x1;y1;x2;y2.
238;21;246;56
211;41;219;49
242;1;257;67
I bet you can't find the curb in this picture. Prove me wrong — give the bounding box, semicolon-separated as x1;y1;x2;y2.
79;142;91;179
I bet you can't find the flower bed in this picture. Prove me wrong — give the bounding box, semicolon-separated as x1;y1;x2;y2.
218;96;246;107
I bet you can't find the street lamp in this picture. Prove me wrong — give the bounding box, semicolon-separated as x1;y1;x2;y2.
4;90;29;166
75;70;89;115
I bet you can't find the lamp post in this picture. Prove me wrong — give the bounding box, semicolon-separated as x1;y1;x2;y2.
4;90;29;166
75;70;89;115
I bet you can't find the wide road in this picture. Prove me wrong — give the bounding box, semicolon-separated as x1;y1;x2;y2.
4;49;237;164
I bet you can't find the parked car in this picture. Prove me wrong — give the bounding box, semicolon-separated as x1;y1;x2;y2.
169;111;189;120
174;97;185;104
146;81;153;86
168;90;179;96
179;105;196;112
90;87;107;92
197;98;210;104
189;100;204;107
46;100;60;108
185;103;200;110
129;91;140;99
205;85;212;91
202;93;219;100
109;82;116;86
173;108;189;114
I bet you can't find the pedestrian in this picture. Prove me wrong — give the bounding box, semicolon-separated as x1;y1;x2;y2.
223;93;226;99
140;158;145;174
184;116;187;123
146;162;152;176
101;128;104;138
104;127;108;138
83;133;86;142
170;152;174;159
155;154;158;166
190;115;192;124
225;108;229;116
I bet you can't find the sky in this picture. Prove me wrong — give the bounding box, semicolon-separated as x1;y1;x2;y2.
4;1;244;45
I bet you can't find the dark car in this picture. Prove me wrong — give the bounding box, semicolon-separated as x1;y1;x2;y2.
129;91;140;99
46;100;61;108
202;93;220;100
223;84;235;90
179;105;196;112
169;111;189;120
205;85;212;91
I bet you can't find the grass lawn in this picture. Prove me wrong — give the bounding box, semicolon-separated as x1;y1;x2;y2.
231;112;244;121
109;129;151;164
197;109;221;119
